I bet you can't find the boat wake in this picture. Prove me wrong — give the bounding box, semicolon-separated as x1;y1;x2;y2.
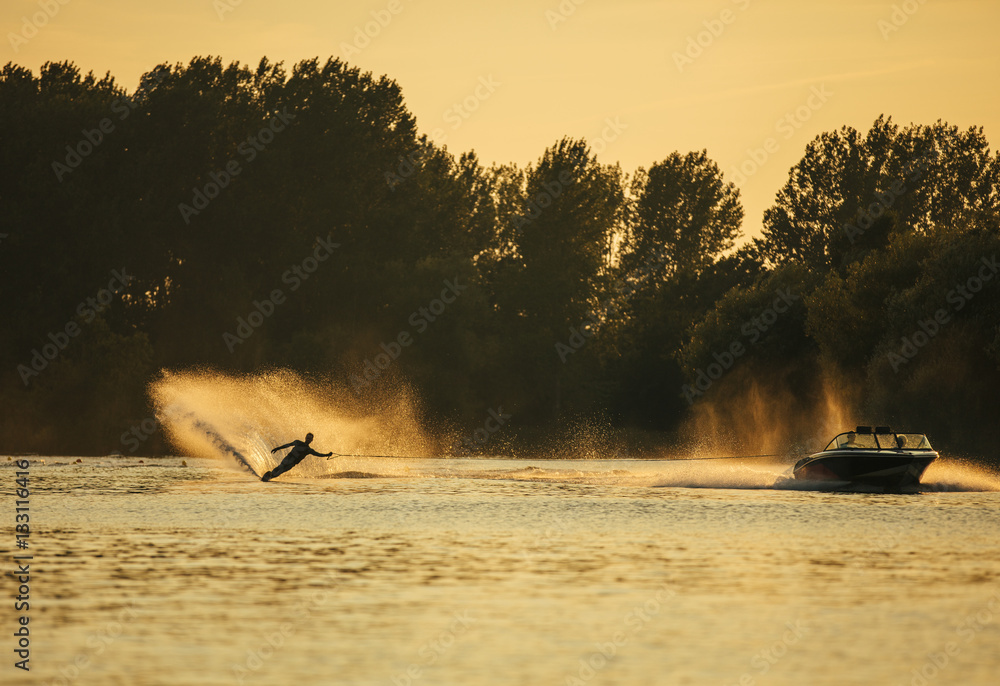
918;459;1000;492
289;458;1000;492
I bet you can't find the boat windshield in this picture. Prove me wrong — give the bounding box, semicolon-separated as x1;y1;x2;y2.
825;433;878;450
823;432;933;451
894;433;933;450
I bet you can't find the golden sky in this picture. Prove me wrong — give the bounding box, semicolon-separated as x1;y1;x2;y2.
5;0;999;239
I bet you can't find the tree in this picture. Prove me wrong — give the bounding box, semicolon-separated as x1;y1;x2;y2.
758;116;999;272
623;150;743;280
483;138;627;418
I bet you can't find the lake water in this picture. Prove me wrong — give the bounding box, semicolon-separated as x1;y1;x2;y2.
6;454;1000;685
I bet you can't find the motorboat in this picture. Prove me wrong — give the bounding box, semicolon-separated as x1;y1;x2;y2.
792;426;937;491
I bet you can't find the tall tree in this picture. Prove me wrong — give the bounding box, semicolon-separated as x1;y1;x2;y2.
758;116;999;272
623;150;743;280
513;138;624;328
491;138;626;418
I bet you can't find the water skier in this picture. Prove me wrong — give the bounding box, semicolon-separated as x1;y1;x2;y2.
262;433;332;481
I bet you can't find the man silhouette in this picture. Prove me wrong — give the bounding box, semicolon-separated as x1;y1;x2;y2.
261;433;332;481
839;431;857;449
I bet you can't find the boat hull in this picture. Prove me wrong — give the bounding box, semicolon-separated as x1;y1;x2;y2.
792;450;937;491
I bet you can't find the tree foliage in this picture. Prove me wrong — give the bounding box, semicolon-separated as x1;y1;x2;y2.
758;116;999;272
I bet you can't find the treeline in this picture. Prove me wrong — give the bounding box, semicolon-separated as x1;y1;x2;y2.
1;57;998;458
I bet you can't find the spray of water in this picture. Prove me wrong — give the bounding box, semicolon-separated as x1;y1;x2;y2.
149;368;435;478
921;459;1000;492
677;363;858;458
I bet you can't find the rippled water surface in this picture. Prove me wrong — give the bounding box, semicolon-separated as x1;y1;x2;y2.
5;455;1000;685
